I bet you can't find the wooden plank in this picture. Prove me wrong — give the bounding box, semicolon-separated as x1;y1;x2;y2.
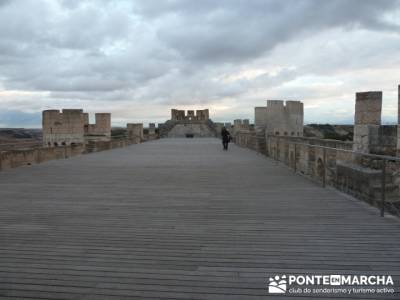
0;138;399;299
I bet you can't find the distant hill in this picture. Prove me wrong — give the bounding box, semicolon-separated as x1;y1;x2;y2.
304;124;353;141
0;128;42;150
0;128;42;139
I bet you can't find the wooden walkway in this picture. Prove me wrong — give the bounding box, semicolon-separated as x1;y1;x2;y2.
0;138;399;299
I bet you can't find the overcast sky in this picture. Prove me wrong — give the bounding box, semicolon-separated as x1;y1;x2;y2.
0;0;400;127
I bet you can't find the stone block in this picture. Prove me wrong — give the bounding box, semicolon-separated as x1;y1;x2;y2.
355;91;382;125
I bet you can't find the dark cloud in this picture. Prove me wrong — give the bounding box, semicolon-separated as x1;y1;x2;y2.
154;0;400;63
0;0;399;127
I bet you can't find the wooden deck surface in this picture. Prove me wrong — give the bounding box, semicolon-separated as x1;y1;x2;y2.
0;138;399;299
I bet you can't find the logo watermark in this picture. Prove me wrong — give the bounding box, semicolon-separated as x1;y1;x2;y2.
267;274;395;295
268;275;287;293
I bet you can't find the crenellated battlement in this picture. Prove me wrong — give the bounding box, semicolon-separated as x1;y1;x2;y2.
255;100;304;137
42;109;111;147
171;109;209;121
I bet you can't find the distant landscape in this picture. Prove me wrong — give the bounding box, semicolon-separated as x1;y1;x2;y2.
0;128;42;150
304;124;353;141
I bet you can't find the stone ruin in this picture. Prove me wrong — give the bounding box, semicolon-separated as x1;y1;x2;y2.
171;109;210;121
1;110;148;171
43;109;150;148
255;100;304;137
126;123;144;144
233;85;400;212
232;119;250;135
42;109;111;147
158;109;218;138
352;91;397;156
229;100;304;155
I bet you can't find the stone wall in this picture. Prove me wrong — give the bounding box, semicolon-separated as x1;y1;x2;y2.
353;91;383;153
355;91;382;125
254;107;267;128
167;122;216;138
143;123;158;140
43;109;111;147
43;109;85;146
159;119;217;138
235;130;266;154
265;100;303;137
266;135;354;179
127;123;144;144
349;91;398;156
0;135;144;172
171;109;209;121
0;144;85;171
254;100;303;137
86;113;111;138
234;130;399;210
369;125;397;156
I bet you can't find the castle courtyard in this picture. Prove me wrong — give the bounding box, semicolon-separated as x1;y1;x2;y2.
0;138;399;299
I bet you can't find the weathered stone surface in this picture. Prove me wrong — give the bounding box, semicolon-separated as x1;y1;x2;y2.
0;143;85;170
256;100;303;137
167;123;216;137
239;132;400;207
126;123;144;144
159;109;217;138
353;91;385;154
369;125;397;155
42;109;111;147
353;124;375;153
148;123;156;135
254;107;267;128
354;91;382;125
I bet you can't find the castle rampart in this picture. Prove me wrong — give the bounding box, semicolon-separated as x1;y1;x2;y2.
254;107;267;128
159;108;216;137
127;123;144;144
254;100;304;137
42;109;111;147
353;91;383;153
170;109;210;122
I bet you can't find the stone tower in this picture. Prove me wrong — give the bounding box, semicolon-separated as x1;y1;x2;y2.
42;109;85;147
94;113;111;138
127;123;144;144
42;109;111;147
264;100;303;136
353;91;382;153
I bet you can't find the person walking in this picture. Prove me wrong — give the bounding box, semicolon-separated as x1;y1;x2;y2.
221;127;231;151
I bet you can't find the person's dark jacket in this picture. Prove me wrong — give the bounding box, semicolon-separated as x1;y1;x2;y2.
221;128;231;142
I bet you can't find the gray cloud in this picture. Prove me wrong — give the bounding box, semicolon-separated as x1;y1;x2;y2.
147;0;400;63
0;0;399;127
